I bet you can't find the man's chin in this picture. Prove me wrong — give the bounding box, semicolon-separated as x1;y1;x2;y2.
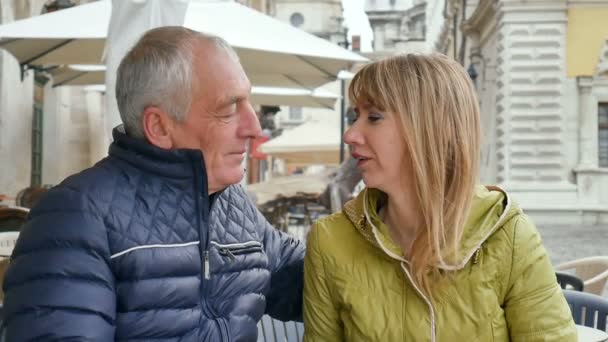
208;169;245;194
223;169;246;186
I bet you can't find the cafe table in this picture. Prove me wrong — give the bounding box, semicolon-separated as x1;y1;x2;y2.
577;325;608;342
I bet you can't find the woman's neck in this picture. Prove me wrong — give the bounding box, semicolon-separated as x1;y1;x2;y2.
380;190;422;255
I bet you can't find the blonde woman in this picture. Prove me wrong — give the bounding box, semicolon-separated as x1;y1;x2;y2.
303;54;576;341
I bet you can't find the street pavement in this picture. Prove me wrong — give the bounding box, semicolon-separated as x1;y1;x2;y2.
537;224;608;266
538;223;608;296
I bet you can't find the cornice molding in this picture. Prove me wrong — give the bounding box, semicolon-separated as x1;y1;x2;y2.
598;39;608;77
461;0;496;34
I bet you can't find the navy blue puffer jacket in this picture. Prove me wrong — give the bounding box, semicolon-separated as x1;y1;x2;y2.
2;128;305;341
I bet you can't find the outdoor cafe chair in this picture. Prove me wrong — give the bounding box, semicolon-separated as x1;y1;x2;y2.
0;206;28;233
556;271;585;291
556;257;608;296
257;315;303;342
563;289;608;331
0;231;18;260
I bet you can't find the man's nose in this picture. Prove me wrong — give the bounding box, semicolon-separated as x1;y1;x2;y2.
239;101;261;139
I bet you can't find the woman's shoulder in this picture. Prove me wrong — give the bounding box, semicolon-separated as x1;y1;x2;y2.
492;199;540;245
307;211;372;259
473;186;540;246
310;211;357;241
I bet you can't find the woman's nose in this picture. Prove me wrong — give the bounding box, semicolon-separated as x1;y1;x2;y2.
343;125;363;146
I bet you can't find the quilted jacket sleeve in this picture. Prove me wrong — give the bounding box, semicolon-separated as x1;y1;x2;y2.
504;215;577;342
2;187;116;341
302;221;343;342
258;207;305;322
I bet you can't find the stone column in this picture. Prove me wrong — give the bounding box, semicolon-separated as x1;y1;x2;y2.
494;0;576;204
85;89;109;165
576;76;597;169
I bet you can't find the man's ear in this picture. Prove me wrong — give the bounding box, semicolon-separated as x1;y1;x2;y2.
142;106;173;149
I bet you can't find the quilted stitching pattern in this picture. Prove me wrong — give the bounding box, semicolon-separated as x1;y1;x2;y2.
2;129;304;342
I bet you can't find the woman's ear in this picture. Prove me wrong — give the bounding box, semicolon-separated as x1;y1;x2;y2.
142;106;173;149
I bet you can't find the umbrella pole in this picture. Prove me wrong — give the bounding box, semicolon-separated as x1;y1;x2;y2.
339;77;345;163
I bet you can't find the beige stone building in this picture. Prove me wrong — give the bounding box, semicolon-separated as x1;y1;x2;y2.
439;0;608;224
0;0;98;200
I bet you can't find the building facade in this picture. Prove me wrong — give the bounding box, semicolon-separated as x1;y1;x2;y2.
365;0;427;55
0;0;99;200
270;0;345;130
441;0;608;224
273;0;344;43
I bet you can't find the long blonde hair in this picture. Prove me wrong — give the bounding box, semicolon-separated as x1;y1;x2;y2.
349;54;481;296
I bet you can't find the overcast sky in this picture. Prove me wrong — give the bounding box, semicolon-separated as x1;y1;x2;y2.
341;0;373;51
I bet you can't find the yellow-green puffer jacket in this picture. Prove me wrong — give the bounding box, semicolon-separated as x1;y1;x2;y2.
303;185;577;342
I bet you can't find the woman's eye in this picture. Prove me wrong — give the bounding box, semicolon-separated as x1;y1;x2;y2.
368;113;383;122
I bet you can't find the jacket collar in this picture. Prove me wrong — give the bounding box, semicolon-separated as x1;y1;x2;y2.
343;185;519;270
108;125;208;185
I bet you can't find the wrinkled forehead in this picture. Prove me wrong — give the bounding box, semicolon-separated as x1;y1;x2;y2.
192;41;243;76
192;46;250;97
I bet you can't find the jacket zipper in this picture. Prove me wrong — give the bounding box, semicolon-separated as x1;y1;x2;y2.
212;241;263;260
363;190;437;342
192;153;223;339
204;250;211;279
194;157;211;280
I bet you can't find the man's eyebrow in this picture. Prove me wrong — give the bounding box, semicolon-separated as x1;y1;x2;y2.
217;95;241;108
217;86;251;108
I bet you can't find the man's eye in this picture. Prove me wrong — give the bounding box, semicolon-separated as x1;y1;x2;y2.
216;104;237;119
224;103;237;114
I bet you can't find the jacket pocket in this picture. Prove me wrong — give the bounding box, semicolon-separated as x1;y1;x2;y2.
211;241;263;261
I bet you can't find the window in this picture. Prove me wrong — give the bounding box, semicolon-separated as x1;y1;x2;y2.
290;12;304;28
289;106;303;121
599;103;608;167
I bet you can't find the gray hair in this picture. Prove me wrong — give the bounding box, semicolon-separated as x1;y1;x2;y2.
115;26;239;138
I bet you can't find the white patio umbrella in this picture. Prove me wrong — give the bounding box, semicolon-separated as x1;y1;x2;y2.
259;118;341;165
0;0;366;89
0;0;364;162
79;82;340;109
250;87;339;109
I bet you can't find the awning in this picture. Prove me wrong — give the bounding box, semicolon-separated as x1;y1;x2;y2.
259;118;341;165
80;82;340;109
0;0;367;89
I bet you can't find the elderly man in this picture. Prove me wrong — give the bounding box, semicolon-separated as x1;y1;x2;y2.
2;27;304;341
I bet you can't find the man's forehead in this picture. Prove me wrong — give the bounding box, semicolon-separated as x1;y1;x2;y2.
192;47;250;96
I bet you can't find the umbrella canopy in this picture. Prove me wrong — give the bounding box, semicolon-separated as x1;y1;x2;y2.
246;173;330;207
259;119;341;165
0;0;366;89
80;82;340;109
249;86;339;109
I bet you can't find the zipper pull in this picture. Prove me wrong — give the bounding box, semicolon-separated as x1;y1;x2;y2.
204;251;210;279
221;248;236;261
473;247;482;265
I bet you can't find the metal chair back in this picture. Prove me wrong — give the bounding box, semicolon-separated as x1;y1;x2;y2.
556;271;585;291
563;289;608;331
257;315;304;342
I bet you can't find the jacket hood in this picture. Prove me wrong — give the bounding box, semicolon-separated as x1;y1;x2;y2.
343;185;520;269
